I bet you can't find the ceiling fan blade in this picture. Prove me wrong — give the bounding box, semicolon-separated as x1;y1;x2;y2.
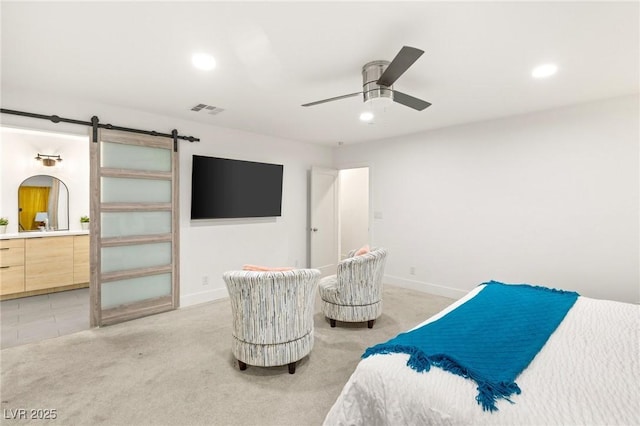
393;91;432;111
377;46;424;87
302;92;362;107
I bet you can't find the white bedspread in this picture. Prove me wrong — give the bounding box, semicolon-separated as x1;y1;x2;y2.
324;287;640;425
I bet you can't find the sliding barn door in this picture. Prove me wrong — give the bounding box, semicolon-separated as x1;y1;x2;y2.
90;129;179;327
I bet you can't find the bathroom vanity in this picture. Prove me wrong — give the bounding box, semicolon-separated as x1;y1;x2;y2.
0;231;89;300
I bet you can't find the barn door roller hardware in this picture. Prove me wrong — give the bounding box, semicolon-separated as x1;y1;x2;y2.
1;108;199;151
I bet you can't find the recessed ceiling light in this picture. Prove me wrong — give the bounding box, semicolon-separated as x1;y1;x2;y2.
531;63;558;79
192;53;216;71
359;112;374;122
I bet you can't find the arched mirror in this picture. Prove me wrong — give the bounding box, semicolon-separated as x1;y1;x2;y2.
18;175;69;232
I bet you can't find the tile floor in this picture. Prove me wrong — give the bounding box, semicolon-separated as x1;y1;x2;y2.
1;288;89;349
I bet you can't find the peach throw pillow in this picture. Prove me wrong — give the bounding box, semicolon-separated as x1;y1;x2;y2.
242;264;294;272
355;245;370;256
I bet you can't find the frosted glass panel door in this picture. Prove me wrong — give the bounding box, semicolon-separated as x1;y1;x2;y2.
90;129;179;327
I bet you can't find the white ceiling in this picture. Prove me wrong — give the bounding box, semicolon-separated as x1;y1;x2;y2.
1;1;638;145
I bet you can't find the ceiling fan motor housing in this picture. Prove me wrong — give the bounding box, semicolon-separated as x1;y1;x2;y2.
362;60;393;104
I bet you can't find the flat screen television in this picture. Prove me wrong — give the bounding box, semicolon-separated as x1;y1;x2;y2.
190;155;284;219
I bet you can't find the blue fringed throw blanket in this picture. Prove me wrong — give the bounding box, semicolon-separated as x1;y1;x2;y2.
363;281;579;412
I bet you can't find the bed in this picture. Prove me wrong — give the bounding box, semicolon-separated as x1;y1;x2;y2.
324;282;639;426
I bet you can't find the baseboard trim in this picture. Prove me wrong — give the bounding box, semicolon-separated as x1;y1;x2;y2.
384;275;468;300
180;278;468;307
180;287;228;308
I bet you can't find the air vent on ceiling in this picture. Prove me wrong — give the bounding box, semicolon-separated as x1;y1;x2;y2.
190;103;225;115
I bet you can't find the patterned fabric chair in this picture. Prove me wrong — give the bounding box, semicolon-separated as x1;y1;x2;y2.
318;247;388;329
223;268;320;374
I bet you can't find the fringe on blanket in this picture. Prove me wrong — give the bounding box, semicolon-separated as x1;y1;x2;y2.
362;344;522;412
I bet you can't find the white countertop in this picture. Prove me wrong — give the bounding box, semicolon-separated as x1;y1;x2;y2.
0;230;90;240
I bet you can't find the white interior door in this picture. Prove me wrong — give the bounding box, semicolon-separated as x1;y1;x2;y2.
310;167;339;277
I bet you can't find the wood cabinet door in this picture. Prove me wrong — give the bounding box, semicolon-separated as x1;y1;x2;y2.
74;235;90;284
25;236;74;291
0;239;25;295
0;266;25;295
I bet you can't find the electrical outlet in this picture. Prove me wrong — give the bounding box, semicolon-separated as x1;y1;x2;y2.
202;276;209;286
410;267;416;275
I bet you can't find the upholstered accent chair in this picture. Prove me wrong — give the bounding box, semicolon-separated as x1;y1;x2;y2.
223;268;320;374
318;247;388;329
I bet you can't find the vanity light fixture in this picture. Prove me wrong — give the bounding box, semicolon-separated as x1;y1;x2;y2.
35;153;63;167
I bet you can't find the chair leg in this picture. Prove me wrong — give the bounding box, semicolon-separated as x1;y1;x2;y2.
288;362;296;374
368;319;375;329
329;318;336;328
238;360;247;371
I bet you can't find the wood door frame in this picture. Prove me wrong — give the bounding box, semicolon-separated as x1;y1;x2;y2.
90;129;180;327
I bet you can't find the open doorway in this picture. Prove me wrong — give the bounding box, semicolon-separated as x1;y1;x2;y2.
309;166;370;275
0;126;90;348
338;167;370;259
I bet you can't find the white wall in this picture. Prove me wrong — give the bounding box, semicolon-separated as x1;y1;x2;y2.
0;127;90;233
1;88;333;306
333;95;639;303
179;126;332;306
3;89;637;305
339;167;369;258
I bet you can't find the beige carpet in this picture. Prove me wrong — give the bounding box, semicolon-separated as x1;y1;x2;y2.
0;285;454;426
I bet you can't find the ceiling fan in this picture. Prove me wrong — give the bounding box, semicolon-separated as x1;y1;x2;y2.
302;46;431;111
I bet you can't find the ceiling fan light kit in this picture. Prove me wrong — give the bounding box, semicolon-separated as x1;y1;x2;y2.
359;111;375;122
302;46;432;112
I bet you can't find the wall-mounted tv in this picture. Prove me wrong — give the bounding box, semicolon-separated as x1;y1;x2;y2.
190;155;284;219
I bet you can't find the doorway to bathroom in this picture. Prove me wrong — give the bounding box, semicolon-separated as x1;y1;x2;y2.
338;167;370;259
309;166;370;275
0;126;91;348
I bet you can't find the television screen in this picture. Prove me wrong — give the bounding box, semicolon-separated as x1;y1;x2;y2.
190;155;283;219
